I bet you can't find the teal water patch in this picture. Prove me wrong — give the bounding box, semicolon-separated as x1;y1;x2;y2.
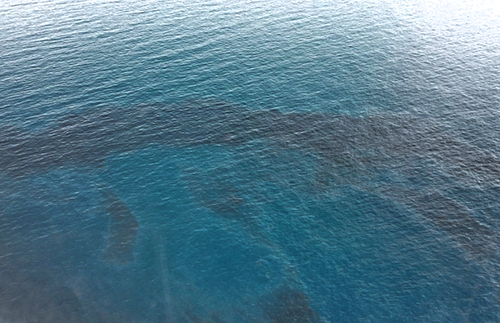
1;105;500;322
2;0;500;322
100;146;296;321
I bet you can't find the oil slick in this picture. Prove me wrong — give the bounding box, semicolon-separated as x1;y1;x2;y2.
0;243;105;323
98;187;139;265
1;100;500;321
2;100;499;187
262;285;321;323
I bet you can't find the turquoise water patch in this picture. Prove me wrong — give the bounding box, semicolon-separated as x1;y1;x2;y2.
1;0;500;322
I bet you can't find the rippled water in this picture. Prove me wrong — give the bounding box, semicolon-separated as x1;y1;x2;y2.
1;0;500;322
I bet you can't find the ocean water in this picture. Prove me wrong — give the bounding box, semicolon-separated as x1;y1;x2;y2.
1;0;500;322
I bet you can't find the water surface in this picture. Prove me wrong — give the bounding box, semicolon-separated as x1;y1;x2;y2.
1;0;500;322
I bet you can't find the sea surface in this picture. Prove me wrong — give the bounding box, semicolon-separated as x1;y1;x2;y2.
1;0;500;322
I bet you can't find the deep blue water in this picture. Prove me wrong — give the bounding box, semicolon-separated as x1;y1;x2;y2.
1;0;500;322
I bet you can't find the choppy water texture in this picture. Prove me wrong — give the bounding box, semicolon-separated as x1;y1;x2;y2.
1;0;500;322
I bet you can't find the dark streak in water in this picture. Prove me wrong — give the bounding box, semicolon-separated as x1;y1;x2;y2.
186;173;247;222
375;186;499;264
1;100;500;320
1;100;499;255
0;249;105;323
262;284;321;323
99;187;139;265
3;100;500;185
